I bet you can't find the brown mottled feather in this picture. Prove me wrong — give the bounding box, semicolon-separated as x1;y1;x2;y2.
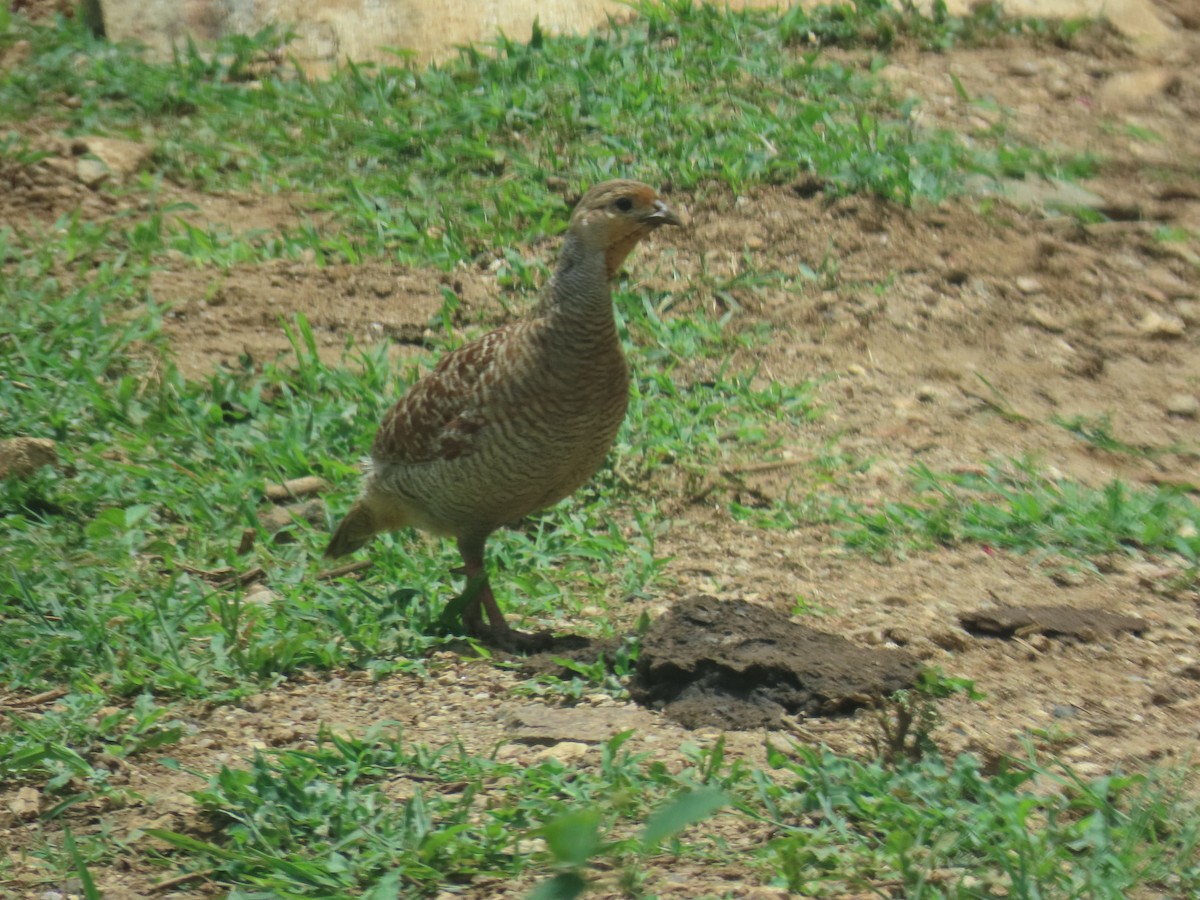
372;327;521;464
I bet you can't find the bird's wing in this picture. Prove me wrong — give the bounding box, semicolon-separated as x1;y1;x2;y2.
371;324;525;465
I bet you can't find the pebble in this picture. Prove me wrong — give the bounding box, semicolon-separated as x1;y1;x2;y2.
1026;307;1066;333
1165;393;1198;418
243;587;279;606
75;157;110;189
916;384;939;403
533;741;590;764
1047;77;1073;99
258;499;327;541
264;476;328;502
1015;276;1043;295
1008;59;1040;77
1137;311;1185;337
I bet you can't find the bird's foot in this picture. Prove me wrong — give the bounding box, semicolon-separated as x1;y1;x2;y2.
478;624;555;654
443;572;553;653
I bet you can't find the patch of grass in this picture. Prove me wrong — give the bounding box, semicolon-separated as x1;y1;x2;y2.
2;2;1093;267
842;460;1200;564
148;727;731;896
0;692;184;817
759;744;1200;898
748;457;1199;576
135;725;1199;898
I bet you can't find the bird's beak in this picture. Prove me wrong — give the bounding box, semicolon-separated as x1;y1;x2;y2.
646;198;686;228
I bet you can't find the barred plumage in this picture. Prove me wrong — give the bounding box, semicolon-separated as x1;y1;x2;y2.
325;180;683;650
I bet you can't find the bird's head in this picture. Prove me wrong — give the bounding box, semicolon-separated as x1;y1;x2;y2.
567;180;684;279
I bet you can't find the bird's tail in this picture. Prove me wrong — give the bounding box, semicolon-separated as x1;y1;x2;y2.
325;499;379;559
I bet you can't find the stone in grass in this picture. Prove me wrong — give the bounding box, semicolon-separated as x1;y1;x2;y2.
1165;393;1198;419
0;437;58;480
630;595;921;730
258;499;326;544
264;476;329;502
69;136;153;181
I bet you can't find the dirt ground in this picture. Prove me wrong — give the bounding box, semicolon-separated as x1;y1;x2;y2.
3;4;1200;898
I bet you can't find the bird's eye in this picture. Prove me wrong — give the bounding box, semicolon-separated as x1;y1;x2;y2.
613;197;634;212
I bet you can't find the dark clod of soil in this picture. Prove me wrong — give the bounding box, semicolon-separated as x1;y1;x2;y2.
630;595;922;730
960;605;1149;641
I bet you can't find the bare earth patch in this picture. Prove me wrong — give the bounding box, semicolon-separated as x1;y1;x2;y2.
2;9;1200;898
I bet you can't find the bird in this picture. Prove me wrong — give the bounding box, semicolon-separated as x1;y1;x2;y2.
325;180;684;650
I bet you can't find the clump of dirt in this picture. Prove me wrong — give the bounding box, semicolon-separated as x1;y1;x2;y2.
630;595;922;729
961;605;1149;640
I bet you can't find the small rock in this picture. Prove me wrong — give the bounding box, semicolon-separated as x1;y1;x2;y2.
1047;77;1073;100
73;136;152;179
268;725;301;745
916;384;939;403
1165;393;1199;418
1015;276;1043;295
1098;68;1180;110
7;786;41;821
75;157;110;189
1137;311;1185;338
264;476;328;502
1026;307;1066;333
532;741;590;764
1007;59;1040;77
258;499;326;542
967;115;995;135
243;586;279;606
0;437;58;480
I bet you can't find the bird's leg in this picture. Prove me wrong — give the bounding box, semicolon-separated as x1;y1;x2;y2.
454;535;508;639
454;535;552;653
456;567;489;637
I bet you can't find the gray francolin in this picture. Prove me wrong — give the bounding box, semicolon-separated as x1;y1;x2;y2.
325;180;683;650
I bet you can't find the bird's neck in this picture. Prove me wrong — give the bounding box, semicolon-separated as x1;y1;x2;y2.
537;233;618;339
